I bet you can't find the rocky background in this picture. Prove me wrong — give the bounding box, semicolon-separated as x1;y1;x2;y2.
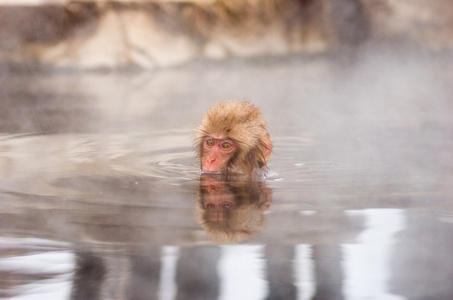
0;0;452;69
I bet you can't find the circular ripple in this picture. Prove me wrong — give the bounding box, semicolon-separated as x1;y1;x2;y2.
143;148;200;180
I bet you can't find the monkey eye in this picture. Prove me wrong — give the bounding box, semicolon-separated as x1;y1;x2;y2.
221;142;232;150
222;203;232;209
206;139;215;146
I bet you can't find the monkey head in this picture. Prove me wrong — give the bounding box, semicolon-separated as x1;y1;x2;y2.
196;101;272;174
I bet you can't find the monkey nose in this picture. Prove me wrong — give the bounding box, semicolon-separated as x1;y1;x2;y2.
204;158;216;168
202;156;221;173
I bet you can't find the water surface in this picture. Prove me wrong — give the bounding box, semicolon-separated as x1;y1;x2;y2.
1;47;452;299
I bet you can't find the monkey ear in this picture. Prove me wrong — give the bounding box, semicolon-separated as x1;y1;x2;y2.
260;132;273;163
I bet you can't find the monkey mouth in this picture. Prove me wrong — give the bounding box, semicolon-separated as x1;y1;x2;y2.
201;166;230;175
201;170;224;175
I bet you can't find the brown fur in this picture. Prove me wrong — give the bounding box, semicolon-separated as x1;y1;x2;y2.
196;101;272;173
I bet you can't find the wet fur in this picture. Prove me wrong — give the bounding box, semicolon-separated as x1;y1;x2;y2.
196;101;272;173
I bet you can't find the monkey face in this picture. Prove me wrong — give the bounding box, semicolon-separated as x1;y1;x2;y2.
196;101;272;174
201;137;237;173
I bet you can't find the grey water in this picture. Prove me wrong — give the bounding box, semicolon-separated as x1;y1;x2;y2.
1;47;453;299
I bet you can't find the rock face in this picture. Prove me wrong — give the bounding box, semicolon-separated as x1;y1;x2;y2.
0;0;451;69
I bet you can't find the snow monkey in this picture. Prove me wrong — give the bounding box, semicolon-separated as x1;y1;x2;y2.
196;101;272;174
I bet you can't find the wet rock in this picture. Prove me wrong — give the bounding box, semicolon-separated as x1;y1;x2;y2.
0;0;333;69
0;0;452;69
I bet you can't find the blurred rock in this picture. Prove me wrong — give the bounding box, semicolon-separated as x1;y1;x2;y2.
0;0;451;69
364;0;453;50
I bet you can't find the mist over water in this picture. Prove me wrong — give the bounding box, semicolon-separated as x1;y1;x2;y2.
1;45;453;299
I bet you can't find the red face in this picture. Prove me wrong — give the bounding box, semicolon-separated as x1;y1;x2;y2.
201;137;236;173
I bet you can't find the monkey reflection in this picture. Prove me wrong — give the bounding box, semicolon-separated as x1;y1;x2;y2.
197;174;272;244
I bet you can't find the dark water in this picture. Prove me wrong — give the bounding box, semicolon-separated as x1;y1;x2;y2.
1;47;453;299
